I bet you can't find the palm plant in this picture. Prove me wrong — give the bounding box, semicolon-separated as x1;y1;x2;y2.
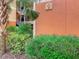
0;0;13;54
16;0;39;21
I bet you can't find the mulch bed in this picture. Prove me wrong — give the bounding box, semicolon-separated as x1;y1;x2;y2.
0;52;27;59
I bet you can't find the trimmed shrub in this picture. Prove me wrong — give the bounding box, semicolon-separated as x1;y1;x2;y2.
25;35;79;59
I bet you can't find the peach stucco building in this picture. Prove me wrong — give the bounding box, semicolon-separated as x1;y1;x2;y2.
8;0;16;26
35;0;79;36
9;0;79;36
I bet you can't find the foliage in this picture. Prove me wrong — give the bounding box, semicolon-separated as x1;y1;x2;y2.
17;23;33;35
25;8;39;20
16;0;33;8
16;0;37;8
7;23;33;54
25;35;79;59
7;32;31;54
6;26;16;32
16;0;39;20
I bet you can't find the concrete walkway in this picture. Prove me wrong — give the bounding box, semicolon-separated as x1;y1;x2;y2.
0;52;27;59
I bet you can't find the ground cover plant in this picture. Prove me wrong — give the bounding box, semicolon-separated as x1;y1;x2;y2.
25;35;79;59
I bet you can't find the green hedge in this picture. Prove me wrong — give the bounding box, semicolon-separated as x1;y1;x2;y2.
25;35;79;59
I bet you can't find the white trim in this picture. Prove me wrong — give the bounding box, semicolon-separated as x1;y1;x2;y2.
36;0;52;4
33;2;36;10
33;21;36;38
33;2;36;37
22;21;36;38
24;21;34;24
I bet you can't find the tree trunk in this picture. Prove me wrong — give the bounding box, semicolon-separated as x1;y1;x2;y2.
0;0;8;55
0;31;4;56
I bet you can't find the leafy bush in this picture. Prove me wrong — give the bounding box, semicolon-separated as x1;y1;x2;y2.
7;23;33;54
6;26;17;32
17;23;33;35
7;23;33;35
25;35;79;59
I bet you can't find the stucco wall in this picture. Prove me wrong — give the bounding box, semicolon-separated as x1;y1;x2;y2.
36;0;79;36
8;0;16;26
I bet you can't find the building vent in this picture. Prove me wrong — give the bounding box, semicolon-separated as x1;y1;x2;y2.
45;1;53;11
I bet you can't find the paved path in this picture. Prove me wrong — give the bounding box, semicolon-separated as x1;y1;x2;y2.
0;53;27;59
